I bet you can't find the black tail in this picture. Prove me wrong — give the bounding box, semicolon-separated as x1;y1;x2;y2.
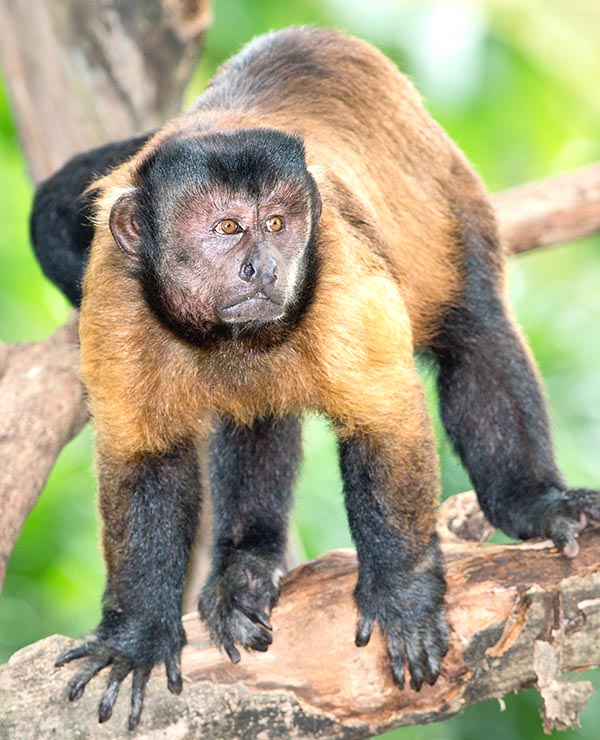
30;133;152;306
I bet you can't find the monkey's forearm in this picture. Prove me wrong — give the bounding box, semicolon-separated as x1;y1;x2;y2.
56;441;202;729
338;426;448;690
99;442;201;612
200;415;302;663
208;415;301;565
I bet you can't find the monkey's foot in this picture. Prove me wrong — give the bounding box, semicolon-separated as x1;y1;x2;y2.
519;487;600;558
199;551;283;663
354;550;449;691
55;609;185;731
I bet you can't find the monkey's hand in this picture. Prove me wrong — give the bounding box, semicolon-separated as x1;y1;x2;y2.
354;545;449;691
55;608;185;730
517;487;600;558
199;551;282;663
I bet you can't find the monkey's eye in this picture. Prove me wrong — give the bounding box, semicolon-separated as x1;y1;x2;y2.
214;219;243;235
265;216;284;233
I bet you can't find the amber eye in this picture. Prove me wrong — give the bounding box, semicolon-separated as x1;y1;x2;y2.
265;216;284;233
215;219;242;235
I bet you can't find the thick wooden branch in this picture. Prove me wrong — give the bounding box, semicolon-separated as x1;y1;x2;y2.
494;162;600;254
2;493;599;739
0;314;86;585
0;0;211;182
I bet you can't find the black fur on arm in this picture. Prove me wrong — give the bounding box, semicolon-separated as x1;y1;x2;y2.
30;133;152;306
200;414;302;663
338;433;449;692
55;441;201;730
432;199;600;557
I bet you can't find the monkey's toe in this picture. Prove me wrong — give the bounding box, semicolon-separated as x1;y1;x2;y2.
534;487;600;558
199;551;282;660
384;607;449;691
55;612;185;731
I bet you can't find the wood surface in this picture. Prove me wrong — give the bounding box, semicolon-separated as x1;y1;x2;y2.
2;493;599;738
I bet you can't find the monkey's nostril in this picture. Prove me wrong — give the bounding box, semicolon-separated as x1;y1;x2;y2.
240;262;256;281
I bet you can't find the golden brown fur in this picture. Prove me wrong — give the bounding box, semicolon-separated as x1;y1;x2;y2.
78;28;497;549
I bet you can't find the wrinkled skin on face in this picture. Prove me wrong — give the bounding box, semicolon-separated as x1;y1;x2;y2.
109;130;321;343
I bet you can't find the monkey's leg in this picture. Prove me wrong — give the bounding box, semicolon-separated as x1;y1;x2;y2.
199;415;301;663
55;442;201;730
434;298;600;557
338;402;449;690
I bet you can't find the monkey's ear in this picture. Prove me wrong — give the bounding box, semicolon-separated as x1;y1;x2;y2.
109;191;143;259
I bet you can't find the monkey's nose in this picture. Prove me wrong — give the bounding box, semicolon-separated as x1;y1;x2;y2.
238;254;278;285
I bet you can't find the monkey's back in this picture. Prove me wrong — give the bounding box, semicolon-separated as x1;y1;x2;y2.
188;26;499;346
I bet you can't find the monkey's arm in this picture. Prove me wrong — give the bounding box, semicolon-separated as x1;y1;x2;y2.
56;443;201;730
200;415;302;662
337;383;449;690
313;272;449;689
30;134;151;306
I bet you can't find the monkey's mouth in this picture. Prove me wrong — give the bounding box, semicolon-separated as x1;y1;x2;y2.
216;292;285;324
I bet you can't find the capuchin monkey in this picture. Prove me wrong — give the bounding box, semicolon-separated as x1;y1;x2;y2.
30;26;600;730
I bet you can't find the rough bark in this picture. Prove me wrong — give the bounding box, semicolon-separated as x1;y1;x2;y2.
0;0;211;182
2;493;599;739
0;313;85;585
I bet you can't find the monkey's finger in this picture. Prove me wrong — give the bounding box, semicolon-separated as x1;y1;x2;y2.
423;653;439;686
166;657;183;695
386;635;406;690
355;616;374;647
436;611;451;658
250;628;273;653
128;666;151;732
549;517;580;559
250;623;273;647
68;657;111;701
422;619;448;685
238;604;273;631
98;662;130;723
222;638;241;664
55;641;97;667
405;640;425;692
574;488;600;520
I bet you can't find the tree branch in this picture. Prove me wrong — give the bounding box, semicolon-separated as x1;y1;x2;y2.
0;0;211;182
494;162;600;254
2;492;599;739
0;314;85;585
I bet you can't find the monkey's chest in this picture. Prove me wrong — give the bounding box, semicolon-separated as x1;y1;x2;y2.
196;342;317;424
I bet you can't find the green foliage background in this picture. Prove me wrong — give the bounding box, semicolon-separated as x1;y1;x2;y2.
1;1;599;737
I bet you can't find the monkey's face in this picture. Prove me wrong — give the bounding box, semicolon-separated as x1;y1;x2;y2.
158;183;314;329
108;130;321;342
